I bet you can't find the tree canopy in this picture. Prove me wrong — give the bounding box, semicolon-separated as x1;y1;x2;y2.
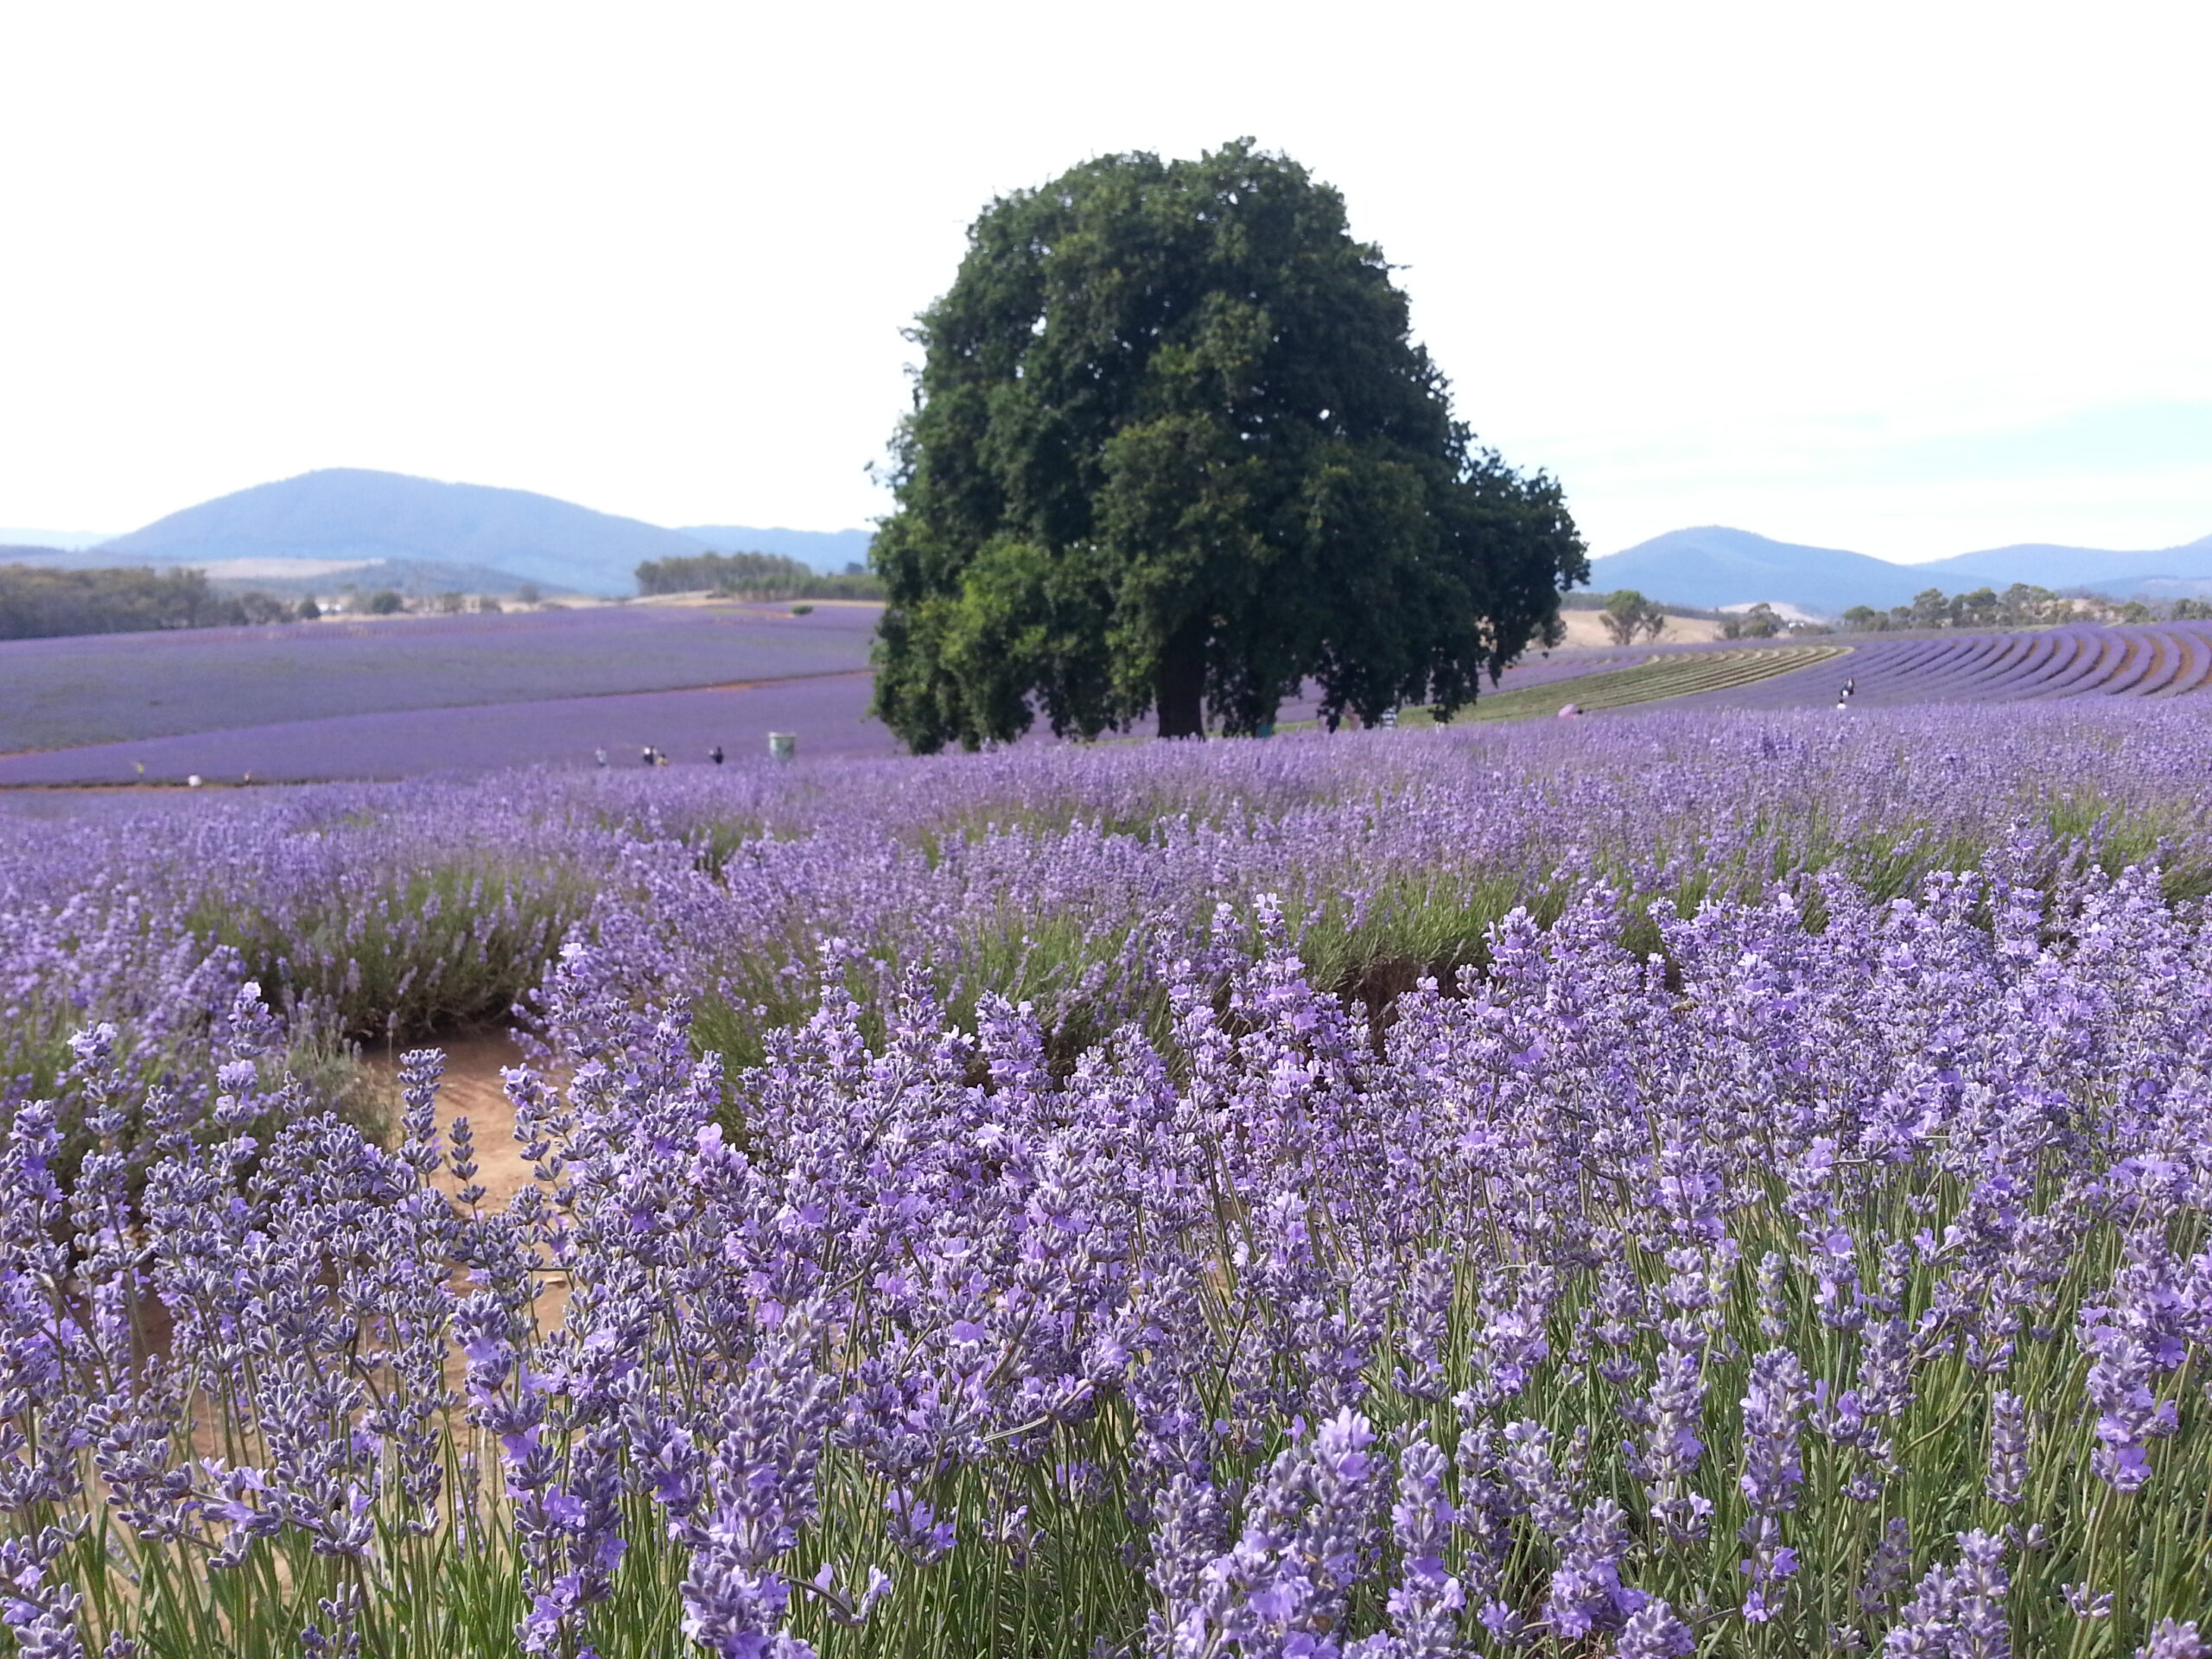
1600;589;1668;646
868;140;1587;750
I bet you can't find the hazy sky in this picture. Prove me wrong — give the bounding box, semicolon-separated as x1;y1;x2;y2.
3;1;2206;561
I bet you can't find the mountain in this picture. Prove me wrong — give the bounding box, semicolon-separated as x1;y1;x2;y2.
0;528;118;550
1916;535;2212;594
1589;526;2212;613
95;469;708;595
195;557;567;598
1586;528;1936;614
681;525;874;572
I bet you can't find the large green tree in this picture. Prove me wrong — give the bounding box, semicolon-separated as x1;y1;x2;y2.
869;140;1587;749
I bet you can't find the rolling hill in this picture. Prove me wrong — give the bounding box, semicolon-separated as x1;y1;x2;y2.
42;467;2211;612
1586;528;1935;613
1589;526;2212;614
1916;536;2212;594
94;470;705;595
65;471;881;591
0;529;117;550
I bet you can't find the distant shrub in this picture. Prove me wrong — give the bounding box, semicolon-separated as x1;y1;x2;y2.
365;590;405;615
231;590;295;625
438;591;467;613
296;595;321;620
1722;602;1784;639
790;602;815;615
516;582;543;606
476;594;502;613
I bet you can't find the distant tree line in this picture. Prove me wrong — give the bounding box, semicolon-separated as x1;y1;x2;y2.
1722;602;1797;639
635;550;883;601
0;563;309;641
1842;584;2212;631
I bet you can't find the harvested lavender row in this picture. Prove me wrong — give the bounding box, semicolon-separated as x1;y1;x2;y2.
1;703;2209;1655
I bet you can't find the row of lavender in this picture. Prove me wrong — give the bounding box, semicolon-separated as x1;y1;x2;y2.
3;704;2212;1655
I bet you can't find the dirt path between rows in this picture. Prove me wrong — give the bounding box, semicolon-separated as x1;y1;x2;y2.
365;1027;575;1348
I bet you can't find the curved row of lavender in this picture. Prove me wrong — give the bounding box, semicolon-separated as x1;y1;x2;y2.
1683;623;2212;710
3;706;2211;1655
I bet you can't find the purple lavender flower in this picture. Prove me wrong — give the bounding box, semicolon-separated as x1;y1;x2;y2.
884;1489;957;1565
1986;1390;2028;1508
2076;1306;2177;1493
1617;1596;1697;1659
2139;1621;2207;1659
1379;1433;1462;1658
1738;1348;1811;1623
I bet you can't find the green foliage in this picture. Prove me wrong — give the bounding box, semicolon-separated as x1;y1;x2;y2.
0;563;299;640
869;139;1587;751
365;589;406;615
636;550;885;601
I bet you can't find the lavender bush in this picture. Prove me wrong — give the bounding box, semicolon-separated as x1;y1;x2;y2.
2;703;2210;1655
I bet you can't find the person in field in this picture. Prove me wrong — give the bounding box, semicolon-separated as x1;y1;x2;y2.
709;745;725;765
641;746;656;766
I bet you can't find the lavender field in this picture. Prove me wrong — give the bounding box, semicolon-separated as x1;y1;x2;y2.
4;705;2211;1657
10;613;2209;789
0;601;876;753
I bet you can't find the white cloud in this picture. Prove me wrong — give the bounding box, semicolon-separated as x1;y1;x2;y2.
2;0;2206;554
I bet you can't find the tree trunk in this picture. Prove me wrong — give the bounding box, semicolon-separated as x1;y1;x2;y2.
1154;619;1207;740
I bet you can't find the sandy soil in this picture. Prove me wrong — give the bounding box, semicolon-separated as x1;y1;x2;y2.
368;1028;542;1210
1554;610;1726;648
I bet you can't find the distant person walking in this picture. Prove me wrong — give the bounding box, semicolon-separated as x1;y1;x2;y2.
641;745;656;766
594;747;607;768
709;744;725;766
